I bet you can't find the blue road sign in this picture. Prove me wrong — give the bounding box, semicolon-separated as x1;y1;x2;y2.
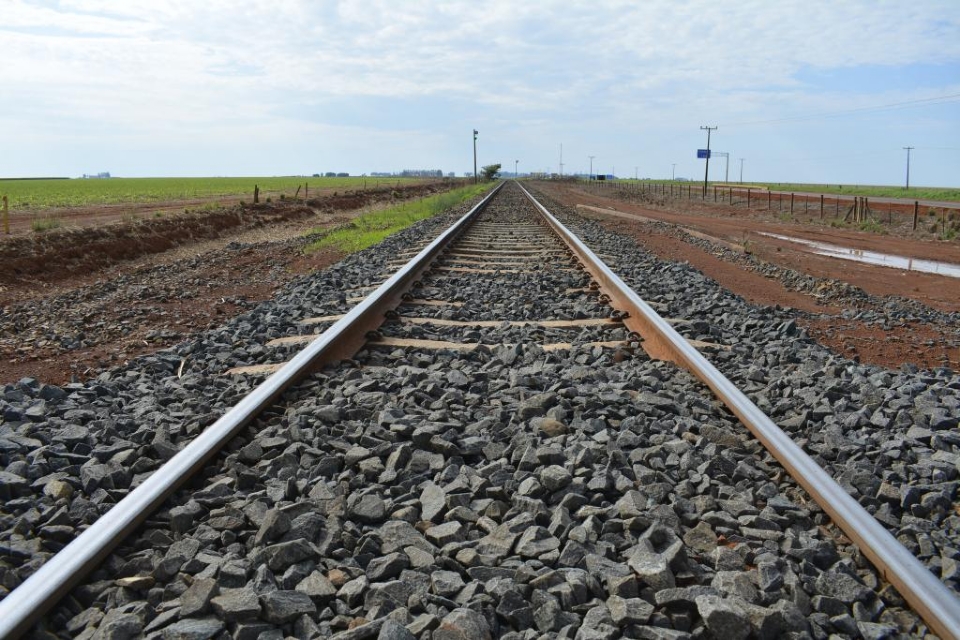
697;149;711;159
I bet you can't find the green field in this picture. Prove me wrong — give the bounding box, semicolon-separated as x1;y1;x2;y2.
611;179;960;202
306;183;493;254
0;176;426;210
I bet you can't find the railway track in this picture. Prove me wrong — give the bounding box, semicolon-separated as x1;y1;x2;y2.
1;182;959;638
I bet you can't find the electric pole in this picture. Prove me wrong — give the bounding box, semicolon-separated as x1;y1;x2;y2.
700;126;717;197
903;147;914;189
635;166;638;180
672;164;676;180
559;143;564;177
473;129;478;184
588;156;595;180
515;159;519;179
739;158;744;184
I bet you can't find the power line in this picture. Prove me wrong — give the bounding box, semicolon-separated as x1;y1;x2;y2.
722;92;960;128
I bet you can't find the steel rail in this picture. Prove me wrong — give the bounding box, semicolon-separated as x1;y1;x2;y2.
0;184;504;639
517;182;960;640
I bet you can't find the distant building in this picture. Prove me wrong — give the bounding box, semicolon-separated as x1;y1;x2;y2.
81;172;111;179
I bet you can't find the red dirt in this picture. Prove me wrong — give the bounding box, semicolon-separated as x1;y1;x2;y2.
0;181;456;385
537;182;960;371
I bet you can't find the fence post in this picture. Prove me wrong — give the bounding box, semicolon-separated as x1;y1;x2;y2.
943;208;947;235
913;201;919;230
820;194;824;219
714;187;717;202
836;197;840;218
254;185;260;204
747;188;751;209
790;193;794;214
2;195;8;235
767;190;771;210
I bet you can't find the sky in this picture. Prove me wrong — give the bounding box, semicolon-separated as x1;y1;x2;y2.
3;0;960;186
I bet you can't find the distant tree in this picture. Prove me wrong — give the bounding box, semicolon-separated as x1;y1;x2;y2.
481;164;501;180
324;172;336;177
336;172;350;177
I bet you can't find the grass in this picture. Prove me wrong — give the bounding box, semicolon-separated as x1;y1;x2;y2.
747;182;960;202
305;183;493;254
609;179;960;202
31;216;62;232
0;176;429;210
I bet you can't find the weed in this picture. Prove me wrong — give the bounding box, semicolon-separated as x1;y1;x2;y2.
858;219;886;234
929;223;940;233
777;212;793;223
31;216;61;232
941;228;957;241
265;197;272;203
829;219;848;228
928;208;937;217
154;212;163;218
305;184;492;254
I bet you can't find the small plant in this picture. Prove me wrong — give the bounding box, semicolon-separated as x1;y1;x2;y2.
829;219;848;228
279;194;286;201
154;212;163;218
941;228;957;241
929;223;939;233
928;208;937;217
265;197;272;203
31;216;61;232
858;219;885;234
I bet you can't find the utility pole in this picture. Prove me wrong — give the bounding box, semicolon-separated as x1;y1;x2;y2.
559;143;564;177
588;156;595;180
903;146;914;189
672;164;676;180
739;158;744;184
635;166;638;180
700;126;716;197
515;159;519;179
473;129;478;184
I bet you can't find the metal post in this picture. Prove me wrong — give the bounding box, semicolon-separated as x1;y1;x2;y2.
747;188;751;209
2;195;7;235
701;126;716;197
790;193;794;214
913;201;919;230
473;130;479;184
767;190;771;210
589;156;595;181
903;147;914;189
739;158;744;184
820;195;824;219
672;164;676;180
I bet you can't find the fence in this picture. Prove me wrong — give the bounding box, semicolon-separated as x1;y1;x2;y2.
582;180;959;236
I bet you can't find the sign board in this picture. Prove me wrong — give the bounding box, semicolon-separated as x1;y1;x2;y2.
697;149;711;159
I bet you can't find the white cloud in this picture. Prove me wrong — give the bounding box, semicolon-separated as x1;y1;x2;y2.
1;0;958;181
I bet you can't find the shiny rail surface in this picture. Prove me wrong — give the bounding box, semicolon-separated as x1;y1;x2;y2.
0;186;504;639
518;182;960;640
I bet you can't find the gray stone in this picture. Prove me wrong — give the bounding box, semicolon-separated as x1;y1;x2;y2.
426;521;464;546
378;618;416;640
607;595;653;626
254;509;291;545
351;493;387;524
431;570;465;597
262;539;315;571
367;552;411;582
260;590;317;624
540;465;572;492
627;549;675;590
180;578;218;617
420;482;446;522
211;588;261;621
695;595;751;640
814;570;872;603
161;618;224;640
434;608;492;640
296;570;338;602
516;526;560;558
682;521;716;553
